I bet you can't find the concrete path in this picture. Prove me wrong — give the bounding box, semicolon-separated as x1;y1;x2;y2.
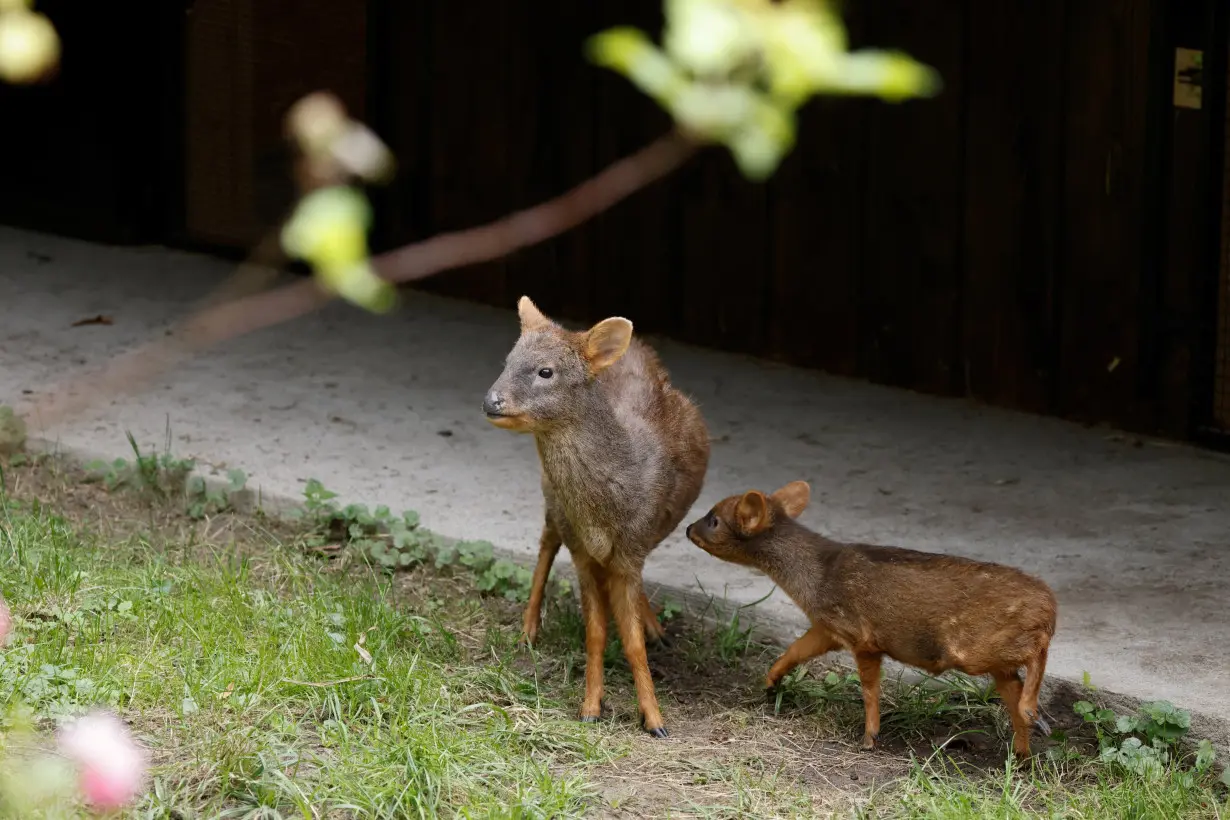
2;225;1228;733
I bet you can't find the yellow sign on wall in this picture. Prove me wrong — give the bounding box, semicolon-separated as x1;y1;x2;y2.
1174;47;1203;110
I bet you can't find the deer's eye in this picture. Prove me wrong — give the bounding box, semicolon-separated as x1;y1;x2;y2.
707;514;719;529
538;368;554;379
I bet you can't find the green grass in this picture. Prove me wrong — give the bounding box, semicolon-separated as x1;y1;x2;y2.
0;498;618;817
1;454;1228;818
864;755;1227;819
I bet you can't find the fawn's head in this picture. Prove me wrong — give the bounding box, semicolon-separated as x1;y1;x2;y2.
686;481;812;566
483;296;633;433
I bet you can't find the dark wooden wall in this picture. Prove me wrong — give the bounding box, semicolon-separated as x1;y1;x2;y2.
0;0;179;243
1171;0;1230;444
372;0;1174;434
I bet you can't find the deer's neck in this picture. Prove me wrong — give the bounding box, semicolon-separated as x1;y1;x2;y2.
536;390;632;485
753;524;842;617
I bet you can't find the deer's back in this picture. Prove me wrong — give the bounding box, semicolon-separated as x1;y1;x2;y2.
812;544;1056;674
586;340;710;549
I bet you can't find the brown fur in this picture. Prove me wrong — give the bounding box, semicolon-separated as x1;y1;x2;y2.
484;296;710;736
685;481;1058;757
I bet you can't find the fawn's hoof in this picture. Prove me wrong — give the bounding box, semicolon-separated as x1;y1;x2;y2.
764;686;780;704
861;732;879;751
519;625;539;647
1023;707;1051;737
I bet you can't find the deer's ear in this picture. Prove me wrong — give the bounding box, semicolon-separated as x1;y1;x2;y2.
517;296;550;333
734;491;771;536
771;481;811;518
582;317;633;373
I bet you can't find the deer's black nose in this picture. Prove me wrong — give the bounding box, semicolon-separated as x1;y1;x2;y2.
483;390;505;417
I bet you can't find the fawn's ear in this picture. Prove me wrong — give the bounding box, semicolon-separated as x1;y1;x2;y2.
582;317;633;373
735;491;771;536
517;296;550;333
771;481;811;518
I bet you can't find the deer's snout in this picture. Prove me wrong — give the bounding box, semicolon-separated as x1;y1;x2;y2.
483;389;506;417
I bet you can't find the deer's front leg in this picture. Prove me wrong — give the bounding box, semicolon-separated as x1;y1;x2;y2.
609;570;668;737
574;558;609;723
520;518;562;646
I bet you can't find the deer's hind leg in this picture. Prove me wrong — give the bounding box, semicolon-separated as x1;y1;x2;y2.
1019;642;1052;740
639;589;666;644
993;670;1033;758
854;652;884;750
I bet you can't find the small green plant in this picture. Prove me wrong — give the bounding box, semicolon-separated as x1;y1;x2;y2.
301;477;340;519
0;405;26;456
769;667;861;715
293;481;433;569
1073;698;1228;785
694;585;774;663
84;430;195;498
185;468;248;519
295;479;539;602
1120;700;1193;748
659;599;683;622
714;606;756;662
84;457;132;491
436;539;535;602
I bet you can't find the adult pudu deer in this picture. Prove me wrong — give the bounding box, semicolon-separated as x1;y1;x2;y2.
483;297;710;736
686;481;1057;758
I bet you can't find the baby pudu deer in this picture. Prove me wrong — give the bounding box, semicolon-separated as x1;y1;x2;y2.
685;481;1057;758
483;297;710;737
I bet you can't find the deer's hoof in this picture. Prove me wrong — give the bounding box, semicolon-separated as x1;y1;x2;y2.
640;711;669;738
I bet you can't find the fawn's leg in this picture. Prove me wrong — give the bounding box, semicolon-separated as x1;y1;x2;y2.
639;590;666;643
609;570;668;737
1019;643;1051;737
575;559;609;723
854;652;883;750
765;625;839;689
993;670;1031;758
521;519;562;646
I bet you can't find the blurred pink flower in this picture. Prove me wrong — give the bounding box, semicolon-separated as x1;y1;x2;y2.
0;595;11;646
56;711;148;810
